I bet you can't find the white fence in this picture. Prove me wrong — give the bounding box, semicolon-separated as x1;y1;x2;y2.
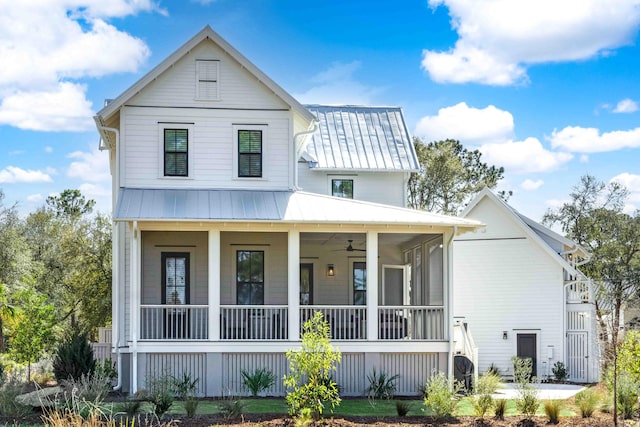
140;305;208;340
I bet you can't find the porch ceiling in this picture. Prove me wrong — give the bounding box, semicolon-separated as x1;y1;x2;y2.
114;188;481;230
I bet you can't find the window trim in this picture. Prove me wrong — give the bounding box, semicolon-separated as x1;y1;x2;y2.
195;59;220;101
328;175;357;198
158;124;194;179
232;124;268;181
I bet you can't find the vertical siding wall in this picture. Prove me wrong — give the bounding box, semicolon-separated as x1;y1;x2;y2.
335;353;366;396
143;353;207;396
380;353;444;395
222;353;288;396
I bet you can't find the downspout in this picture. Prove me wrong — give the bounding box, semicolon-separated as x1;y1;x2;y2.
447;226;458;386
96;124;123;391
292;120;318;190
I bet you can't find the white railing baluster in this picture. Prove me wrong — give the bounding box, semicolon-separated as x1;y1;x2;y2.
140;305;208;340
220;306;288;340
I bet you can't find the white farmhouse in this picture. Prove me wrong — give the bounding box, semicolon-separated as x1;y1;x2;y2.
94;26;481;396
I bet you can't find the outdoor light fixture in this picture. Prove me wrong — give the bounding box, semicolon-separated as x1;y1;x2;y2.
503;331;508;340
327;264;335;276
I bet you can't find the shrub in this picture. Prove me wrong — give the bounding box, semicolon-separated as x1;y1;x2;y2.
366;368;399;400
543;400;563;424
512;357;539;421
471;372;502;419
241;368;275;397
618;330;640;385
53;330;96;382
283;312;341;419
172;372;199;417
616;372;638;419
0;380;31;418
146;374;174;418
423;371;463;418
395;400;411;416
552;361;567;382
487;363;500;376
574;388;599;417
218;395;245;420
493;399;507;420
118;399;143;417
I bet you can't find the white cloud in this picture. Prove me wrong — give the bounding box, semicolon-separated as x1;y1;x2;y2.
613;98;639;113
78;183;112;213
414;102;514;144
293;61;382;105
45;146;53;153
0;83;94;131
0;1;157;131
67;148;111;183
422;0;640;85
579;154;589;163
610;173;640;209
521;179;544;191
480;137;573;174
550;126;640;153
0;166;53;183
26;194;44;203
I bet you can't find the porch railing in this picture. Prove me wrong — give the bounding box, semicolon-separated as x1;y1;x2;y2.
220;305;288;340
566;280;592;303
300;306;367;340
378;306;445;340
140;305;208;340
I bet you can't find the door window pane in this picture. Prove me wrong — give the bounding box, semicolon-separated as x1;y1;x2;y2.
353;261;366;305
237;250;265;305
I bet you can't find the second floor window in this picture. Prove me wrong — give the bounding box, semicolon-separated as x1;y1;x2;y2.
238;130;262;177
332;179;353;198
164;129;188;176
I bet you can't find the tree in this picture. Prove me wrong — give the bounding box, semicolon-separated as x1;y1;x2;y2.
408;138;507;215
46;189;95;220
8;288;56;380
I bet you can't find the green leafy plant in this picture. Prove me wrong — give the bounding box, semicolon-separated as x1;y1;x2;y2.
53;330;96;382
395;400;411;416
0;379;31;418
574;388;599;417
241;368;276;397
471;372;501;419
283;312;341;420
118;399;143;417
493;398;507;420
512;357;539;421
95;358;117;382
172;372;199;417
615;372;638;419
366;368;399;400
218;394;245;420
551;361;567;382
145;374;175;418
423;371;463;418
487;363;500;376
62;370;112;404
543;400;563;424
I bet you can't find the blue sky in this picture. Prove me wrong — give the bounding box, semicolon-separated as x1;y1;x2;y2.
1;0;639;221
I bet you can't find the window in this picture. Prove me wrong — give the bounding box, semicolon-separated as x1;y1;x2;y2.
162;253;190;305
195;59;219;100
331;179;353;198
164;129;188;176
353;261;366;305
238;130;263;177
300;263;313;305
236;250;264;305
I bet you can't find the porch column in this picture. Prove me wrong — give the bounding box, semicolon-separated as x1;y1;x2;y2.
130;221;140;393
208;230;220;341
366;230;379;341
288;230;300;341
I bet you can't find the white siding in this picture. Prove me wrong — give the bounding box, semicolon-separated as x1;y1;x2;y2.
297;165;407;207
122;107;292;189
128;40;289;110
454;196;565;378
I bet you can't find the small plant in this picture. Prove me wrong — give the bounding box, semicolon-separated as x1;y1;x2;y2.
241;368;276;397
146;374;175;418
0;380;31;418
487;363;500;376
294;407;314;427
615;372;638;419
218;394;245;420
172;372;199;418
366;368;399;400
472;372;502;419
283;312;341;420
423;371;463;418
512;357;539;421
119;399;144;417
62;370;112;403
574;388;599;417
95;358;117;382
551;361;567;382
543;399;563;424
493;398;507;420
395;400;411;416
53;330;96;382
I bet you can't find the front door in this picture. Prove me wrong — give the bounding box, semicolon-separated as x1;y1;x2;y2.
161;252;190;339
300;263;313;305
517;333;537;378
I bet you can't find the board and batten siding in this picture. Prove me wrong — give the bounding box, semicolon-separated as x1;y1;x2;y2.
127;40;289;110
297;166;407;207
121;107;292;190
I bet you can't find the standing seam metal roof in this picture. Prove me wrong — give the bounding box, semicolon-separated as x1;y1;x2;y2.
303;105;420;171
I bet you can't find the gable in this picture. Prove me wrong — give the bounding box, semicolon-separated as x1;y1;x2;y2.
128;39;289;111
458;195;526;240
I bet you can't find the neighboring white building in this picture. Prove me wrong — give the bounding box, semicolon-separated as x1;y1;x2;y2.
453;188;600;383
94;26;481;396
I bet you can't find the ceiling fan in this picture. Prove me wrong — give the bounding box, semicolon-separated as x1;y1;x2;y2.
341;239;366;252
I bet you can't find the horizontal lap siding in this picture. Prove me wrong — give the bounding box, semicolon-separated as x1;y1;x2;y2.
123;107;291;189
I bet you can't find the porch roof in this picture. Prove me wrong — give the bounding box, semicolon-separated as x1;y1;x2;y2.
114;188;481;229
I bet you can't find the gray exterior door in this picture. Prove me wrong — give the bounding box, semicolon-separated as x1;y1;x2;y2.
517;333;537;378
567;331;588;382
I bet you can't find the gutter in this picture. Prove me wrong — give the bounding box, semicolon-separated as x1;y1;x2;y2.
292;120;319;190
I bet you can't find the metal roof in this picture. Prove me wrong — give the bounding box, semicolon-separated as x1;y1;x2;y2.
302;105;420;172
114;188;481;229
